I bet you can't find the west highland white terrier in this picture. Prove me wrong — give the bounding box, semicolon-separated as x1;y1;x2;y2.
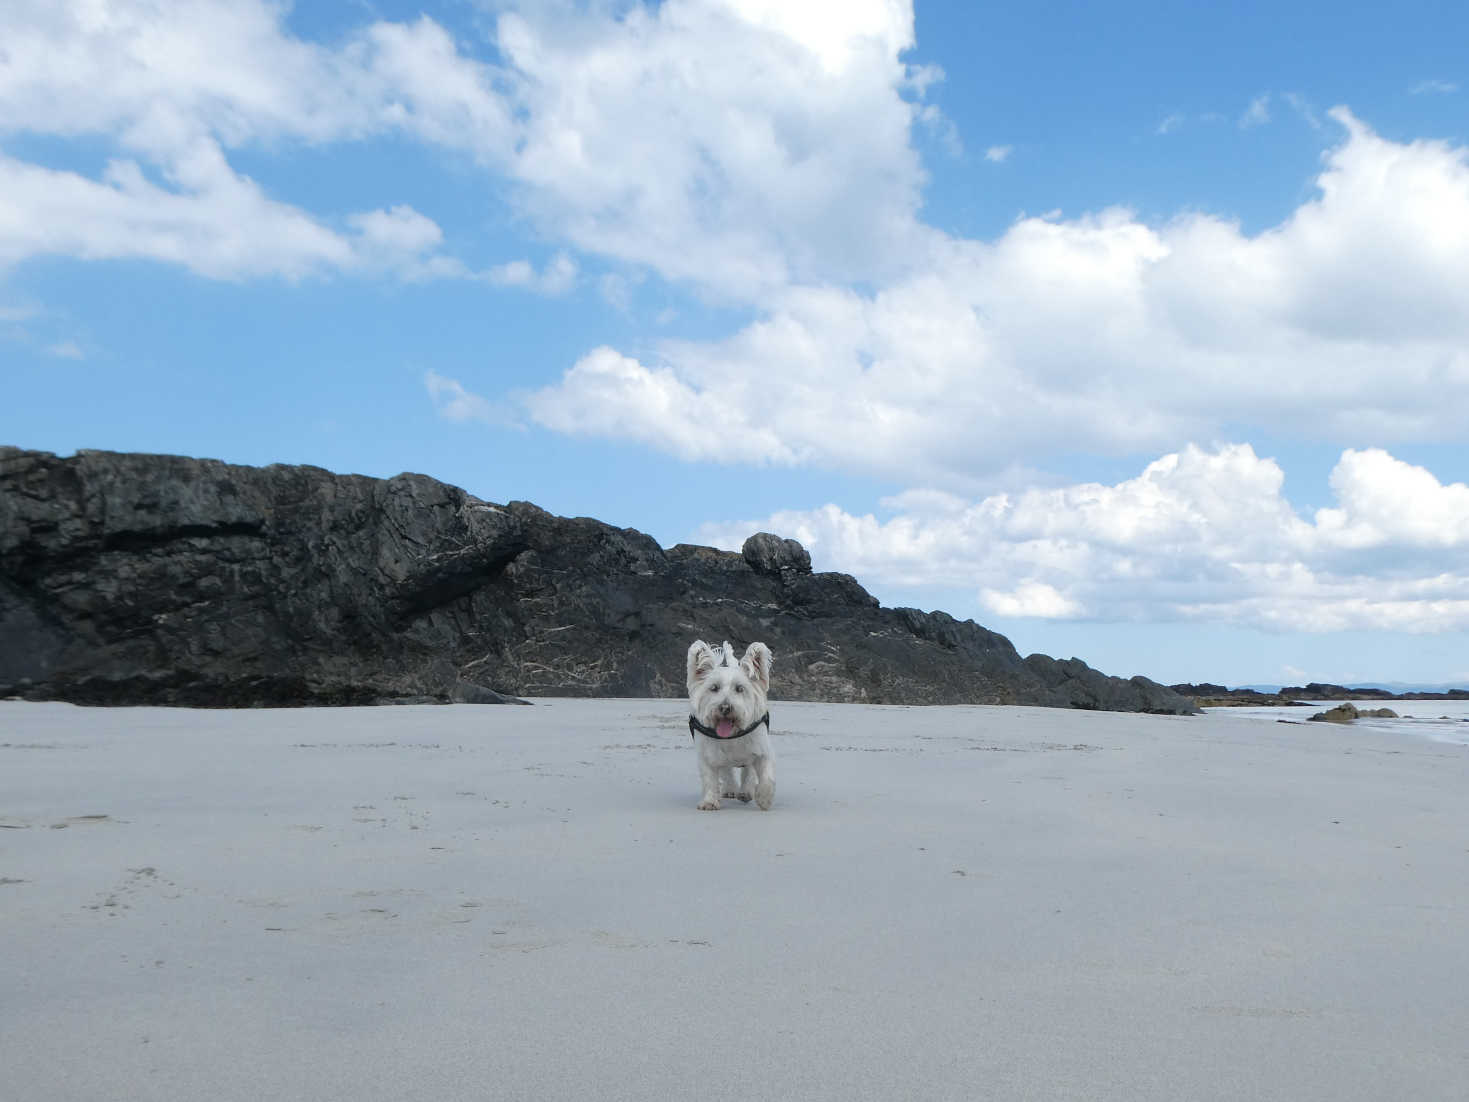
685;639;774;811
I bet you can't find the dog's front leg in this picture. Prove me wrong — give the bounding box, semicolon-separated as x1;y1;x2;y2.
719;766;742;800
736;765;756;803
697;754;722;811
752;754;775;811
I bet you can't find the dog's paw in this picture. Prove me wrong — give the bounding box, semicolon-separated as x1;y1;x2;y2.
735;791;753;803
755;781;774;811
697;799;721;811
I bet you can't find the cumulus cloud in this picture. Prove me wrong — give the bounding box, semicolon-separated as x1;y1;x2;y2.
980;582;1083;619
528;110;1469;486
490;0;936;300
0;1;506;281
521;346;798;463
0;2;513;158
694;445;1469;633
1314;448;1469;550
0;0;946;299
984;145;1012;163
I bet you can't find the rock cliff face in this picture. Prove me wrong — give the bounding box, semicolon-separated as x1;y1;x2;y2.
1;447;1194;713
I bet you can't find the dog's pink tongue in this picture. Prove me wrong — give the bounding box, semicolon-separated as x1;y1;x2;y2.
716;719;735;739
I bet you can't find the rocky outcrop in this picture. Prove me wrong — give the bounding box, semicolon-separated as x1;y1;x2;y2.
1;447;1195;713
1308;703;1399;723
1307;703;1400;723
1173;681;1469;707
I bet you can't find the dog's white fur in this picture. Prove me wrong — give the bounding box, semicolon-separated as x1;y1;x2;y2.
685;639;774;811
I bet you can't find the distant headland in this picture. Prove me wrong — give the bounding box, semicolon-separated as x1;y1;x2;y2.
1170;682;1469;708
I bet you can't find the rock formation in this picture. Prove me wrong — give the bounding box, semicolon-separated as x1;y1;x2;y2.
1309;703;1362;724
1173;681;1468;707
1308;703;1399;723
1;447;1195;713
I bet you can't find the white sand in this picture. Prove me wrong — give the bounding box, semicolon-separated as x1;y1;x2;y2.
3;698;1467;1101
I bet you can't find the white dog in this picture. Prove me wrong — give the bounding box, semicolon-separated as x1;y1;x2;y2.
685;639;774;811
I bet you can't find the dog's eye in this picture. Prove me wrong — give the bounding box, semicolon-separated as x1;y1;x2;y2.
735;684;744;692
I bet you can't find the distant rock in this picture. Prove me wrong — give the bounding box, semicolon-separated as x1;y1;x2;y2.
1306;703;1398;723
1309;704;1361;723
1173;681;1465;707
1;447;1196;713
1283;682;1395;701
1171;683;1304;708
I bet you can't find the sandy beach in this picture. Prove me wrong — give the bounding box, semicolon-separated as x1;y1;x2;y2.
3;698;1466;1101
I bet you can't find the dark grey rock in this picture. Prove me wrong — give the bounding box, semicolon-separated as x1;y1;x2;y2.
0;447;1195;713
742;532;812;581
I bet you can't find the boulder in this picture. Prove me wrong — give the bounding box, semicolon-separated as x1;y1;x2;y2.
741;532;812;581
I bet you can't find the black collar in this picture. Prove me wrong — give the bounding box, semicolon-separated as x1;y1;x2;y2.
688;712;770;740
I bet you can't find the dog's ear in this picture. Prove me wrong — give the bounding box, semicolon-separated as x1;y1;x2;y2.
740;642;772;691
686;640;717;692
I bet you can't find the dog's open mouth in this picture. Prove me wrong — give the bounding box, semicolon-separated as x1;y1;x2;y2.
715;719;735;738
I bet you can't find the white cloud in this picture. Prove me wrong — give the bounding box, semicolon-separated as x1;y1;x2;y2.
0;2;512;158
1156;112;1185;135
1313;449;1469;550
490;0;934;301
917;103;962;157
423;369;513;426
522;345;798;464
693;444;1469;634
1410;79;1458;95
0;1;502;281
716;0;913;73
0;0;940;300
0;147;349;279
528;111;1469;486
984;144;1012;163
980;582;1083;619
1239;94;1270;128
0;145;457;281
347;204;443;257
485;252;578;295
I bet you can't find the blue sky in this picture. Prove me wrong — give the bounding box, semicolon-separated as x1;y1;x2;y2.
4;0;1469;689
